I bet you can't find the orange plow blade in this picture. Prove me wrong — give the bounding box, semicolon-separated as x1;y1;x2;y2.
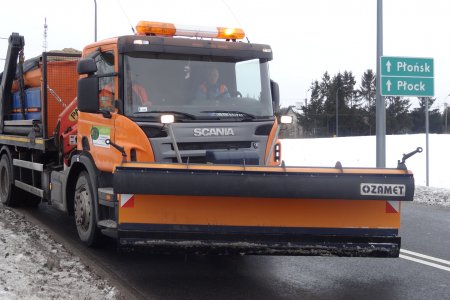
112;163;414;257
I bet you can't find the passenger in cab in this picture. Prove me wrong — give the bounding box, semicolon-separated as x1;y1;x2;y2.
195;67;230;100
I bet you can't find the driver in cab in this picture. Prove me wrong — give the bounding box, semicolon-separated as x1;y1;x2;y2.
195;67;230;100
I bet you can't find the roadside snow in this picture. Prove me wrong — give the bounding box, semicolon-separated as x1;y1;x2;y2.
281;134;450;207
281;134;450;189
0;206;117;300
414;186;450;207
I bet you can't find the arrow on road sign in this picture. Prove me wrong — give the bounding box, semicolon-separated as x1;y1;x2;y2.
386;60;391;73
386;80;392;91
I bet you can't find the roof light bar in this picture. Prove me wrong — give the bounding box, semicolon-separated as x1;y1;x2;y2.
135;21;245;40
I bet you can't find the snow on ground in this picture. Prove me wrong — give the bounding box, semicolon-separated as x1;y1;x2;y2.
282;134;449;189
414;186;450;207
0;134;448;299
281;133;450;206
0;207;117;300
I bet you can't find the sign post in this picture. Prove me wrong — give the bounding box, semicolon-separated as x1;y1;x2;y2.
380;56;434;186
376;0;384;168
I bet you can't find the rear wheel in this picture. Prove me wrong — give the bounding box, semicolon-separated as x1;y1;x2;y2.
74;171;102;246
0;154;20;207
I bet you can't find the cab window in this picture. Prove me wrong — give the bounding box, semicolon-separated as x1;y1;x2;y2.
95;51;115;111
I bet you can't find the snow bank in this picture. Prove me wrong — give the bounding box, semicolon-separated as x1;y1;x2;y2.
414;186;450;207
281;134;450;189
0;206;117;299
281;134;450;207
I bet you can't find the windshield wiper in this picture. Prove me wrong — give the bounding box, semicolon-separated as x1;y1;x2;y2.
133;110;197;120
201;110;257;120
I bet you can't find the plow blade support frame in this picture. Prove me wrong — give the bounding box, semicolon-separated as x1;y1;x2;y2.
114;165;414;201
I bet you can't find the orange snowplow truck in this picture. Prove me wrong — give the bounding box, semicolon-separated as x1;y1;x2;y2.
0;23;417;256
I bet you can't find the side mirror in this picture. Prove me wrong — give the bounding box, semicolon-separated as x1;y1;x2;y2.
77;77;99;113
77;58;97;75
270;80;280;113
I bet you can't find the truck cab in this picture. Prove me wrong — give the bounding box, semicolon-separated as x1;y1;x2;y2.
75;22;282;174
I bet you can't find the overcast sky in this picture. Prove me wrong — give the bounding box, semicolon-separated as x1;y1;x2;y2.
1;0;449;110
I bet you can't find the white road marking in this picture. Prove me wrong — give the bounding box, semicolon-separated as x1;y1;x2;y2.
400;249;450;266
400;249;450;272
400;255;450;272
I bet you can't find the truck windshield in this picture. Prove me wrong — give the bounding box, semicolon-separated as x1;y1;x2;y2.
123;54;273;120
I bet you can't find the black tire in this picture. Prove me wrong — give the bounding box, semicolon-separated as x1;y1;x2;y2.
74;171;102;246
0;154;20;207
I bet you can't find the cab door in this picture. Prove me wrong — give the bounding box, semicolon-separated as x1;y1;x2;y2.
77;46;122;172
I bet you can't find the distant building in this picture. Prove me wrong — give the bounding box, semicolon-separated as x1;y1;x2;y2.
278;106;303;138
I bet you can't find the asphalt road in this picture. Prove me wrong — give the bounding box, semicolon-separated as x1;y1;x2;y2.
16;202;450;300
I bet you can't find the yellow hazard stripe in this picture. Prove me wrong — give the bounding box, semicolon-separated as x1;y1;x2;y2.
0;135;44;145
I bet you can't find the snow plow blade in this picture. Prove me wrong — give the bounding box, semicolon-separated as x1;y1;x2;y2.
113;163;414;257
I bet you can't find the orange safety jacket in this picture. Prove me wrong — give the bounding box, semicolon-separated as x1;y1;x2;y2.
99;82;114;110
132;84;151;105
99;82;152;109
199;82;228;97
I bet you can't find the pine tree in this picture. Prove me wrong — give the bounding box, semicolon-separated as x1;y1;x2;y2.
299;81;327;136
321;73;343;135
357;70;376;135
410;97;442;133
342;71;357;108
301;71;366;136
386;96;411;134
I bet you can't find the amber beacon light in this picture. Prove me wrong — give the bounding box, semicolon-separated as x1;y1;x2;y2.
135;21;245;40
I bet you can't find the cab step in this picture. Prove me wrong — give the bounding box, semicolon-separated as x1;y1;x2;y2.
98;219;117;229
98;219;118;239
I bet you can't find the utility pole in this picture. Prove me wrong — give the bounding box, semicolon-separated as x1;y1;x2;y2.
94;0;97;42
336;87;340;137
425;98;429;186
43;18;48;52
304;87;311;107
376;0;386;168
444;94;450;133
445;103;448;133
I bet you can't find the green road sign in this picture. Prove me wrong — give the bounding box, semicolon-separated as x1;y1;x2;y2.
380;57;433;77
380;56;434;97
381;77;434;97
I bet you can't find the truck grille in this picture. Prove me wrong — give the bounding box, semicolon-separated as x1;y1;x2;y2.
172;141;252;151
169;141;254;164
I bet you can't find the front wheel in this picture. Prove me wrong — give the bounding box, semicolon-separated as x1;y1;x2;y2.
74;171;102;246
